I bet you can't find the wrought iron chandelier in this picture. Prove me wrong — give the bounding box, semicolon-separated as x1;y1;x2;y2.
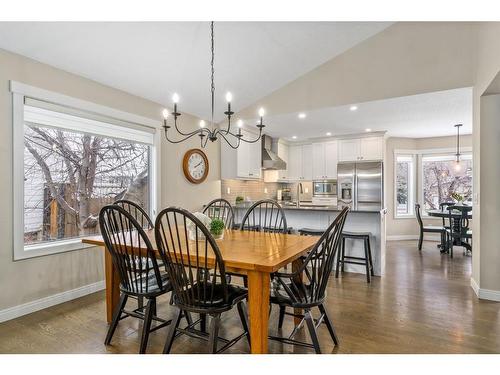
162;22;265;149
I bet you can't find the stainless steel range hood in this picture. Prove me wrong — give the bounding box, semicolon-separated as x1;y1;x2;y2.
262;135;286;170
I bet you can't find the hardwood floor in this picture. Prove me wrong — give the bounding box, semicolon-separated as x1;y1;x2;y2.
1;240;499;354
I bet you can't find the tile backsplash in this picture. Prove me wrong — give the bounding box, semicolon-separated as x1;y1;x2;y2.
221;179;312;204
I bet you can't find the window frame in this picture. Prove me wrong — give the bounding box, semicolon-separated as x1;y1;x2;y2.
419;151;473;217
393;153;416;219
11;81;162;260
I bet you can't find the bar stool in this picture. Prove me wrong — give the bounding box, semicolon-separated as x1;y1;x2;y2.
298;228;325;236
335;231;374;283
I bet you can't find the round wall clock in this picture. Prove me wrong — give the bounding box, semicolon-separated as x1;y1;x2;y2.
182;148;209;184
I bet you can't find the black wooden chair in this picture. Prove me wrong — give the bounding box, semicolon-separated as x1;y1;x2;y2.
114;199;158;310
445;205;472;258
415;203;446;251
203;198;234;229
114;199;154;229
240;199;288;234
155;207;250;354
99;205;173;354
269;207;349;354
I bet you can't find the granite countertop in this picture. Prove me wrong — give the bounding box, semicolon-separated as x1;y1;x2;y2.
232;201;385;214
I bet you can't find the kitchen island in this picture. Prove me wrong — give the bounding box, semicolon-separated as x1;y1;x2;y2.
232;202;387;276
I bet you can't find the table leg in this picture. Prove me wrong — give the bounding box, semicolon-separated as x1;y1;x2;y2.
104;249;120;324
247;270;270;354
292;258;304;326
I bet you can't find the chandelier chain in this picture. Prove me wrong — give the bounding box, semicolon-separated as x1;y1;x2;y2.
210;21;215;127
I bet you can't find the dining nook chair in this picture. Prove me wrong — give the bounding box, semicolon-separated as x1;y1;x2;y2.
445;205;473;258
99;205;173;354
415;203;446;251
269;207;349;354
154;207;250;354
203;198;234;229
240;199;288;233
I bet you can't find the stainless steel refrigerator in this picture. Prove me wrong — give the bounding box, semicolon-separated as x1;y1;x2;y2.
337;161;383;211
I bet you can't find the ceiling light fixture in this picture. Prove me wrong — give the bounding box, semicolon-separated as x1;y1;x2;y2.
365;128;372;132
326;132;332;136
292;136;297;139
350;105;358;111
162;22;265;149
454;123;463;171
298;113;307;119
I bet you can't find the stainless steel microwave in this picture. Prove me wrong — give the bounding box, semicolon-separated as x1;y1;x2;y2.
313;180;338;197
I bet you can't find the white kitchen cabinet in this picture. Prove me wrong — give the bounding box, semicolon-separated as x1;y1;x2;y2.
276;141;290;181
312;141;338;179
288;144;312;180
220;129;261;179
301;144;313;180
338;136;383;162
338;138;361;162
360;137;384;161
288;145;302;180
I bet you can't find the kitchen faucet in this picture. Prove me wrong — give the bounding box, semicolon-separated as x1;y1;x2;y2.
296;182;303;208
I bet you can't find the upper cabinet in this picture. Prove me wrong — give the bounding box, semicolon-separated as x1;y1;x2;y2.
288;144;312;180
338;136;384;162
221;129;262;180
312;141;338;180
276;141;290;181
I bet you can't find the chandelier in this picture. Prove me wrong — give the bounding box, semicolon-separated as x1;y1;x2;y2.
162;22;265;149
454;123;463;171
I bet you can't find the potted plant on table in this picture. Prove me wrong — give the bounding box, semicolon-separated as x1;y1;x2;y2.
451;192;465;205
209;218;225;240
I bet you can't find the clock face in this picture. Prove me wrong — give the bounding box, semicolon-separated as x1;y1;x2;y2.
183;149;209;184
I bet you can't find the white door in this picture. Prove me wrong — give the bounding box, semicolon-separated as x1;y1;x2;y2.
338;138;361;162
301;144;313;180
312;143;326;179
324;141;338;178
359;137;384;161
288;145;302;180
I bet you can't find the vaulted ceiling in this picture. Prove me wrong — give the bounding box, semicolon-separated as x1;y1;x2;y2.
0;22;391;121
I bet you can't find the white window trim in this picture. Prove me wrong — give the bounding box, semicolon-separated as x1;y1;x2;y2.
418;151;473;218
393;153;416;219
11;81;162;260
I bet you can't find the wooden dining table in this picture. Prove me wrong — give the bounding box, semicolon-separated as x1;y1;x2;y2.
82;229;317;354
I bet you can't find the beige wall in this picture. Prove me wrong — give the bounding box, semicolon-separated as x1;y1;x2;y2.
473;22;500;291
0;48;220;311
385;135;473;238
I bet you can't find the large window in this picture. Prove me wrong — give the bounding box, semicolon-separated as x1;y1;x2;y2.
12;83;159;259
421;154;473;212
395;155;415;217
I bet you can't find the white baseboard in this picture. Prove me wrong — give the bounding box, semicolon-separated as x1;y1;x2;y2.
0;280;105;323
470;278;480;297
387;234;441;241
470;278;500;302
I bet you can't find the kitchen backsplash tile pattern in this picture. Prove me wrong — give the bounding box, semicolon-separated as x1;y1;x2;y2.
221;179;312;204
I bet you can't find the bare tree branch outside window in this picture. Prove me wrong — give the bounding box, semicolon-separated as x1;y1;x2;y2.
24;123;150;245
422;157;472;211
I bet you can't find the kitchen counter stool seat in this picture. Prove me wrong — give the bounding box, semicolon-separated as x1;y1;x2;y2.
336;231;374;283
298;228;325;236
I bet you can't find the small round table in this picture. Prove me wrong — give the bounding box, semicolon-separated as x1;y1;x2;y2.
427;208;472;253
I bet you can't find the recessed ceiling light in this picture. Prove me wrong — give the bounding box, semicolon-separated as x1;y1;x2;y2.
350;105;358;111
292;136;297;139
365;128;372;132
326;132;332;136
298;113;306;119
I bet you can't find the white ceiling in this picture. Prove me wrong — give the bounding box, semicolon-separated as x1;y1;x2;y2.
252;87;473;140
0;22;391;121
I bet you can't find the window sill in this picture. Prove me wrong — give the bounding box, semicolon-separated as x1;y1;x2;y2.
394;215;416;220
15;238;96;261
